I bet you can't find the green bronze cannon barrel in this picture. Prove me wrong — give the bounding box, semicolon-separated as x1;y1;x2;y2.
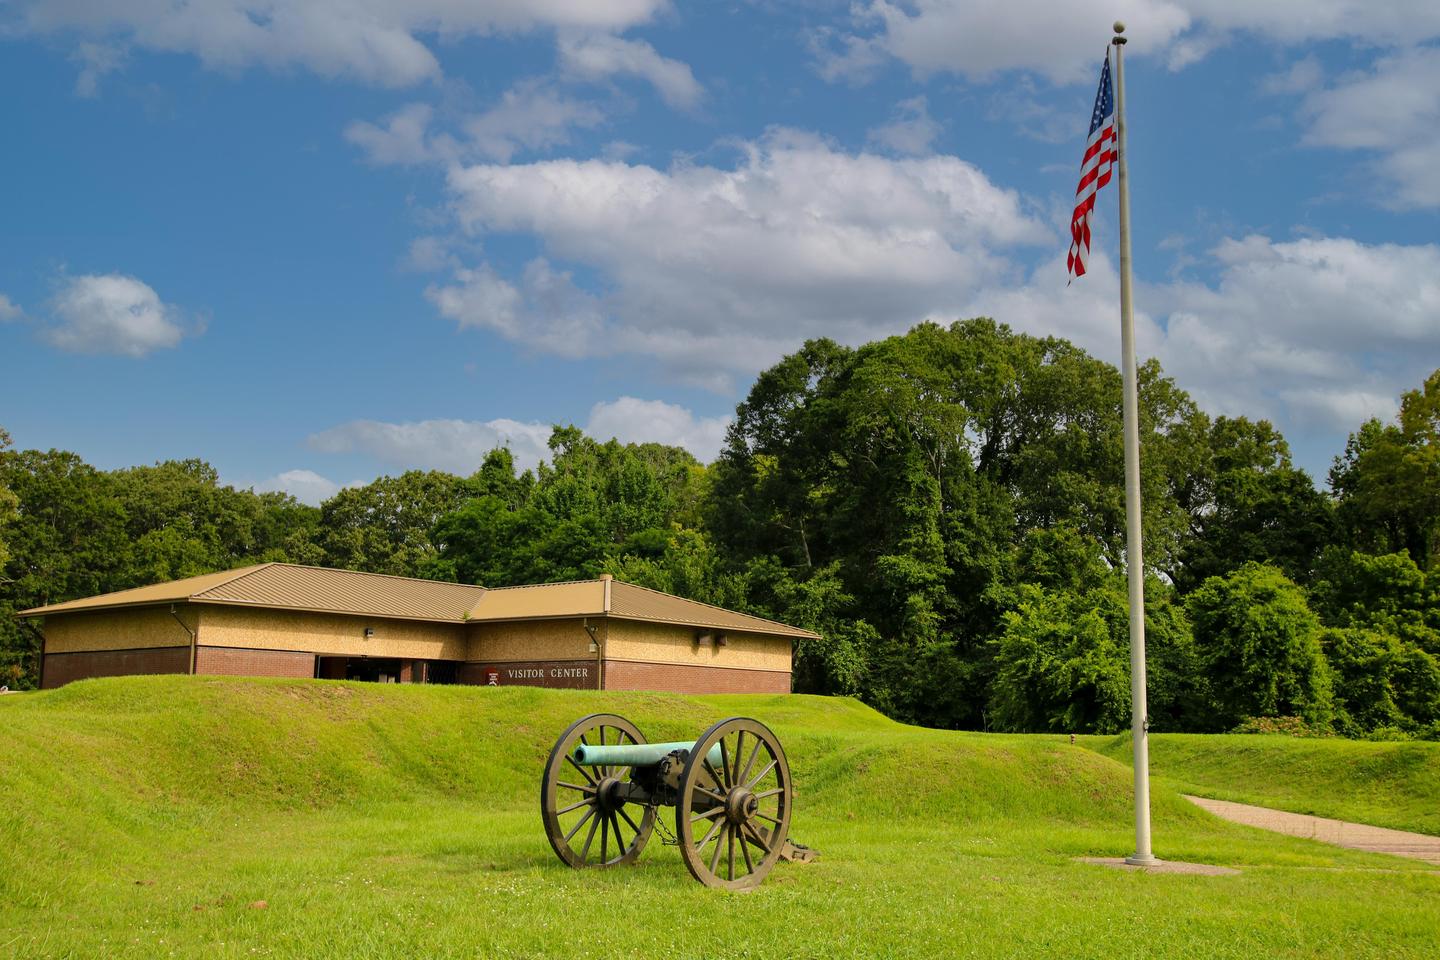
573;740;723;767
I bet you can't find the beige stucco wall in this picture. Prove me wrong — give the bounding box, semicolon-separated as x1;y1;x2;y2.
40;606;792;678
42;606;197;653
199;606;466;659
603;619;791;672
466;618;597;662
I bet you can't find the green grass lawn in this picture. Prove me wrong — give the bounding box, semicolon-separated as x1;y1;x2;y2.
1085;732;1440;836
2;677;1437;959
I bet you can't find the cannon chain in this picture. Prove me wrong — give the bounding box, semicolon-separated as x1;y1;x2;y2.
539;713;809;890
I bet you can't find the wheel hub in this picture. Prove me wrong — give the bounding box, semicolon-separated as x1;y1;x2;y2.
725;787;758;824
596;776;624;812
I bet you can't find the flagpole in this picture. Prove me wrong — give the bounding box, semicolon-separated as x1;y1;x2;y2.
1112;20;1155;866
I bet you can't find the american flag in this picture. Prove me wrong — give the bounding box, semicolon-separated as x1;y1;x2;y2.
1067;54;1116;281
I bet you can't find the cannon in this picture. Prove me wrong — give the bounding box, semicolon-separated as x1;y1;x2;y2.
540;714;813;889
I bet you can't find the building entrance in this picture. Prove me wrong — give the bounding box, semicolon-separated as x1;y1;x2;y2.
314;657;459;684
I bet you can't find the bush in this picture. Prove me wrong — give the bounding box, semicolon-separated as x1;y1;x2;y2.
1228;716;1333;738
1186;562;1334;730
988;583;1132;734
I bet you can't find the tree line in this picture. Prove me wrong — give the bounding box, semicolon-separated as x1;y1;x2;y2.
2;320;1437;739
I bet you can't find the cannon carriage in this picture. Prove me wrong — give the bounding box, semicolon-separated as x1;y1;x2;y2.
540;713;811;889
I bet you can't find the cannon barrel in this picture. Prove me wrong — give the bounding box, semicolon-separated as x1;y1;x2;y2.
573;740;723;767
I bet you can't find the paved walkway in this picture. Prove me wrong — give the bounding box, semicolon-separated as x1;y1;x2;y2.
1186;795;1440;866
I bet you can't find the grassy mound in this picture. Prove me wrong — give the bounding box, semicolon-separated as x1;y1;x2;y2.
2;677;1437;959
1087;732;1440;835
1;677;1147;823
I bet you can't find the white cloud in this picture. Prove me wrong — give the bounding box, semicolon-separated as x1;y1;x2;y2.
256;469;344;506
1181;0;1440;46
586;397;731;461
310;417;556;475
825;1;1192;85
427;259;607;358
0;294;21;322
43;273;191;357
866;96;940;155
70;41;126;97
963;248;1166;369
807;26;888;85
558;33;703;109
345;103;438;166
1165;235;1440;354
984;78;1079;144
821;1;1440;86
1275;389;1399;431
435;129;1049;385
462;81;606;162
21;0;669;89
970;233;1440;434
1260;55;1322;96
404;235;460;272
1300;46;1440;208
347;83;604;167
308;397;732;474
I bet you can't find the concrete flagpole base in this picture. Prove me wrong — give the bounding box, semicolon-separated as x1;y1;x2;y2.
1079;857;1240;876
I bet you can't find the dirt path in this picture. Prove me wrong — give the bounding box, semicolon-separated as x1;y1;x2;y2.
1186;795;1440;866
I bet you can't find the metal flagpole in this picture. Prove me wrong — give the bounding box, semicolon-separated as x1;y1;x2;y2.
1112;20;1155;866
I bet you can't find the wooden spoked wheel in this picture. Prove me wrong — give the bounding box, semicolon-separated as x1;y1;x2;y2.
676;717;792;890
540;713;655;868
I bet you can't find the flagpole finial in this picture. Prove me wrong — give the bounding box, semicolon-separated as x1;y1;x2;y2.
1113;21;1125;34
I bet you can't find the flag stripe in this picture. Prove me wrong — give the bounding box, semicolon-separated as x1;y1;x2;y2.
1068;53;1116;283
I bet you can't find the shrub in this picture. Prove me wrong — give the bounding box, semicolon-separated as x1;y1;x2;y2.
1186;562;1334;730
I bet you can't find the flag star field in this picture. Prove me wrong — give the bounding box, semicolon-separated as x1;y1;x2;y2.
1;2;1436;500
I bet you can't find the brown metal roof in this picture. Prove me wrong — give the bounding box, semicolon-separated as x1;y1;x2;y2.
607;580;818;639
192;564;486;622
18;563;486;623
462;579;606;622
20;564;818;638
15;565;272;617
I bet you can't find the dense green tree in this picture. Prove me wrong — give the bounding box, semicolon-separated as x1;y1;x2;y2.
709;319;1206;727
430;428;706;587
0;448;319;687
2;331;1433;734
987;568;1200;735
1141;589;1207;733
1331;370;1440;569
736;557;873;697
112;459;322;582
0;428;17;574
320;470;472;578
1174;417;1335;592
989;583;1132;734
466;447;533;508
1312;550;1437;649
605;526;746;610
1322;628;1407;734
1309;550;1440;736
1321;627;1440;737
1185;562;1334;730
1391;643;1440;735
0;450;131;607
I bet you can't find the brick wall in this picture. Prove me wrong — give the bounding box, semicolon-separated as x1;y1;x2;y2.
42;646;190;689
194;646;315;679
603;659;790;694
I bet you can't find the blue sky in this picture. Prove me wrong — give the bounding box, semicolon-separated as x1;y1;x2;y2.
2;1;1437;504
